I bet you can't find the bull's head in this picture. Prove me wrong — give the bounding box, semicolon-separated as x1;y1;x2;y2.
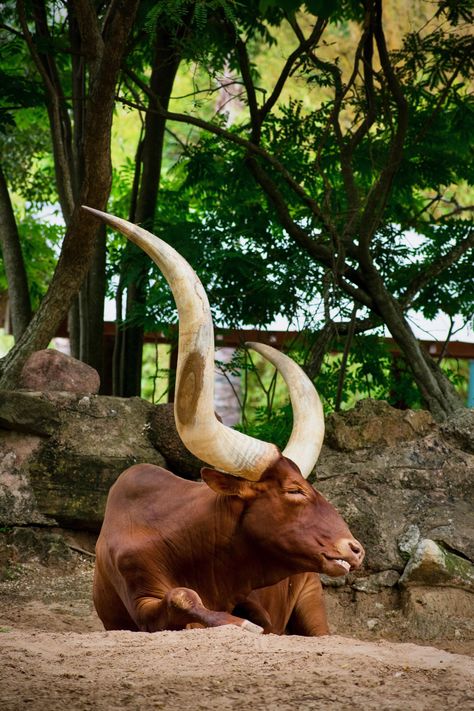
83;207;364;577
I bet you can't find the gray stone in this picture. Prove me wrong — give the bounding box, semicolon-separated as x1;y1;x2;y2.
314;422;474;573
352;570;400;593
320;573;348;588
27;395;166;530
398;525;421;560
10;527;72;563
440;408;474;453
149;403;207;480
324;399;435;452
0;391;61;436
366;618;379;630
399;538;474;592
0;393;167;531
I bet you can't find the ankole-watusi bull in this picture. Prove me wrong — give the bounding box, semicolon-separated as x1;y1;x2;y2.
84;207;364;635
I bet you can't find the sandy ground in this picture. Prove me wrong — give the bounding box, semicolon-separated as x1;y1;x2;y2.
1;557;474;711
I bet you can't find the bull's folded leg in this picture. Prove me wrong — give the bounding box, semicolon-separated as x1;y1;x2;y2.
135;588;264;634
232;599;275;634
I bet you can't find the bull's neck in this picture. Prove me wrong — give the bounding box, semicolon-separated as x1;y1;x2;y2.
176;491;290;602
195;492;293;599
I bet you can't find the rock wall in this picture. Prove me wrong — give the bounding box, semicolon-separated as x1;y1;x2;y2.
314;400;474;644
0;392;473;644
0;391;166;530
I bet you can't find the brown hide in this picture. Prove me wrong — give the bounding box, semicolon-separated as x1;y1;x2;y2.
233;574;329;635
93;460;364;635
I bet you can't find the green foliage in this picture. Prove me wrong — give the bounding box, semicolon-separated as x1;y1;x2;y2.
238;331;469;448
1;0;472;413
17;215;62;309
240;401;293;450
0;208;61;309
141;343;172;403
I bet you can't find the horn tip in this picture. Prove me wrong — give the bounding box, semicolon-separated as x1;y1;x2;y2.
245;341;268;356
81;207;132;236
81;205;106;218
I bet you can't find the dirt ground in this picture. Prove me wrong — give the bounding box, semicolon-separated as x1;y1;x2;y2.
1;556;473;711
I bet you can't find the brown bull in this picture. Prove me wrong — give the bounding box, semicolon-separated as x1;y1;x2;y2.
84;207;364;635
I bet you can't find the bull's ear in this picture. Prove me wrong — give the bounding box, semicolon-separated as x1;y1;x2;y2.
201;468;256;498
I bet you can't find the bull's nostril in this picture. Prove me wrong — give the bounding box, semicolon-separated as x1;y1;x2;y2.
349;541;362;555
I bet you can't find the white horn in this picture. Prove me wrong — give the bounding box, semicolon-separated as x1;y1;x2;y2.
245;342;324;478
82;207;279;480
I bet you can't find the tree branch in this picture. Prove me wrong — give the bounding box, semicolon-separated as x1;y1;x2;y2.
71;0;104;76
358;0;409;262
118;78;338;240
259;15;327;123
401;228;474;307
17;0;76;221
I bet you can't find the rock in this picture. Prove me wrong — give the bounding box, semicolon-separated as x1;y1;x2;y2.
399;539;474;591
0;391;61;435
398;525;421;560
148;403;207;480
400;587;474;642
324;399;435;452
441;408;474;453
352;570;400;593
9;527;72;564
0;393;167;531
320;574;348;588
19;349;100;394
27;395;166;530
366;618;379;630
0;429;52;526
314;421;474;572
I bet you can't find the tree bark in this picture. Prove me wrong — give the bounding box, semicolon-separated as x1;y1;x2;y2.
0;0;139;389
360;270;463;420
116;21;185;396
78;224;106;380
0;165;32;341
67;1;106;374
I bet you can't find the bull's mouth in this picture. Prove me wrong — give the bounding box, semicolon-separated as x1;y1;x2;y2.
333;558;351;573
322;555;351;575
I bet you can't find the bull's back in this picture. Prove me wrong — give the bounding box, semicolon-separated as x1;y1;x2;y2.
99;463;204;536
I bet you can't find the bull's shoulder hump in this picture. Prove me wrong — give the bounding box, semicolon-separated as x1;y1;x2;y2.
113;463;199;496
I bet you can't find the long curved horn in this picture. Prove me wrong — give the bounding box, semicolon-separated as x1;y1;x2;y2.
82;207;279;480
246;342;324;479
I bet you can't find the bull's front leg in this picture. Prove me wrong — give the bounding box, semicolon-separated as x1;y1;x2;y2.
287;573;330;636
135;588;264;634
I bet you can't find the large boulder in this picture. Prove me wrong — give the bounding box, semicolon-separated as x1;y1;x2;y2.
399;538;474;592
148;403;207;480
324;398;435;451
0;392;166;530
314;401;474;644
19;349;100;394
313;400;474;575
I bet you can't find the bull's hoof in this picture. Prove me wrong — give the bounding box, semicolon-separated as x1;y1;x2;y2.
239;619;264;634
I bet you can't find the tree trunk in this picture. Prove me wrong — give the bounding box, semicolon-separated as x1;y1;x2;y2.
68;296;81;358
364;273;463;420
0;165;32;340
67;3;106;374
116;23;184;396
0;0;139;389
78;224;106;380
